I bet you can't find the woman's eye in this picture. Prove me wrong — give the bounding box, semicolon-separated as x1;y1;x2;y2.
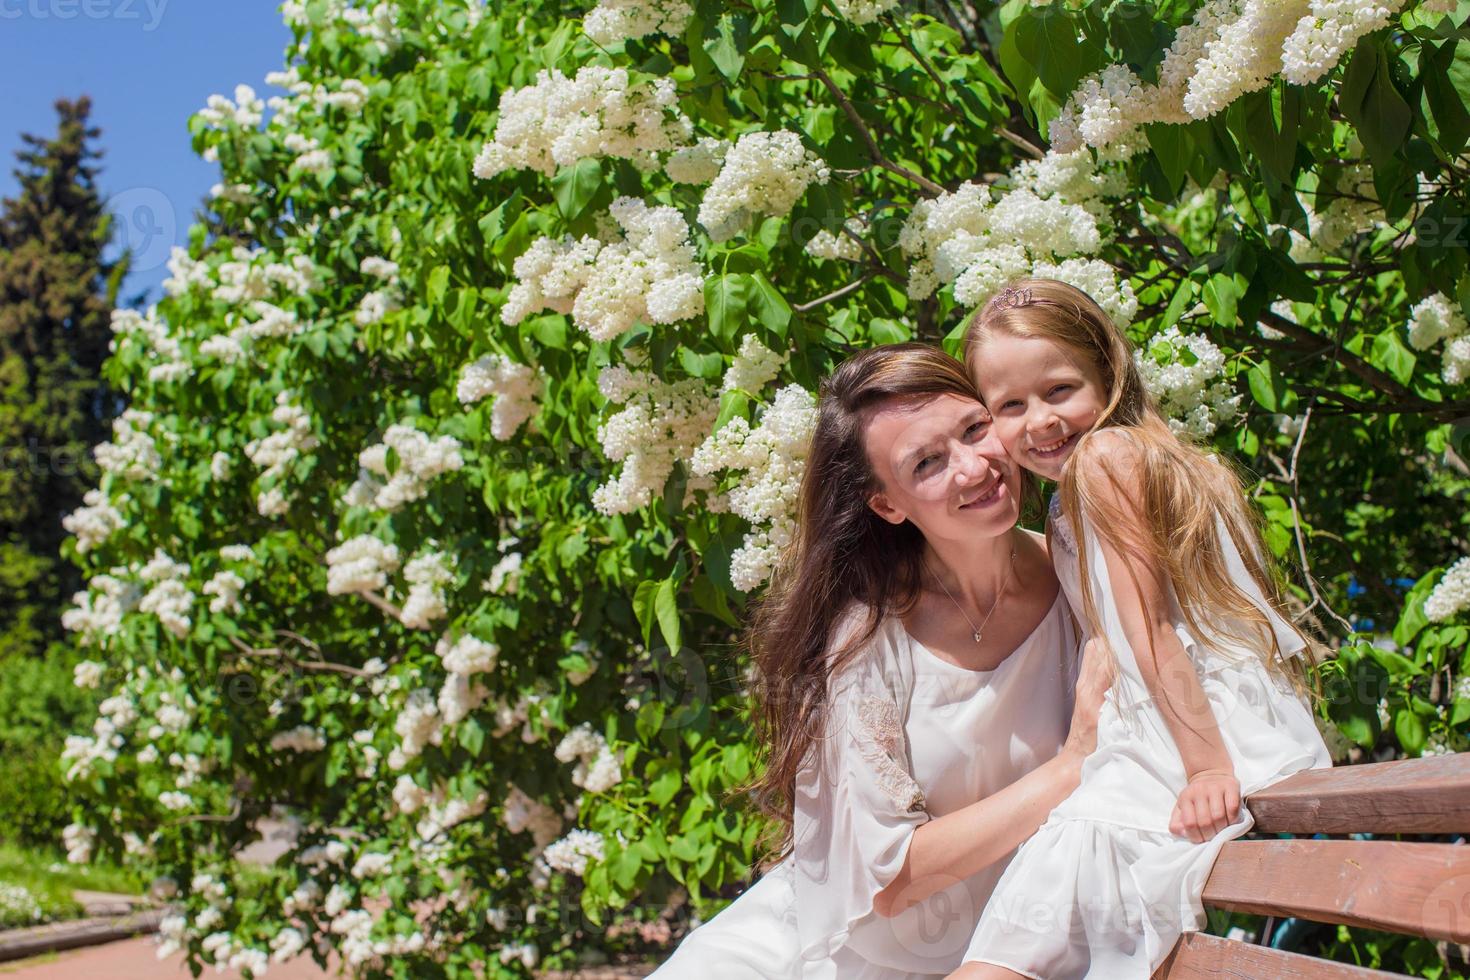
964;421;988;439
915;455;938;475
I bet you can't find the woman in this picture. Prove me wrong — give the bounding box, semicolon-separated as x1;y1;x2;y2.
652;344;1110;978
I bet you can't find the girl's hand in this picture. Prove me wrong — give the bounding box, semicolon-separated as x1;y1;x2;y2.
1169;770;1241;842
1063;637;1113;759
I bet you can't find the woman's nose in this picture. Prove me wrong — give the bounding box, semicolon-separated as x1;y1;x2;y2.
954;443;990;484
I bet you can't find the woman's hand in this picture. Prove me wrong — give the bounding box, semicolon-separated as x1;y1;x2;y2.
1169;769;1242;842
1062;637;1113;759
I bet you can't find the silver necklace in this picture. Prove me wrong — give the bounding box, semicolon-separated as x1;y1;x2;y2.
929;535;1018;644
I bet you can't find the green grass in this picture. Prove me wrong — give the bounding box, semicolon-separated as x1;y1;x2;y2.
0;842;144;929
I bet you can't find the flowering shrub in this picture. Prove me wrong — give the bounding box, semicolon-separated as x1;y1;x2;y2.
57;0;1470;975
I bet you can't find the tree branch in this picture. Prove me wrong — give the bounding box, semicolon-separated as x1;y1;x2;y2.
795;274;874;312
809;68;947;197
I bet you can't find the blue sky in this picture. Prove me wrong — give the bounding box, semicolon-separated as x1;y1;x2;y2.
0;1;292;302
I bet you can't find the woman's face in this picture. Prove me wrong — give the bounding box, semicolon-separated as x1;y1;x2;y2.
970;331;1108;481
863;392;1021;541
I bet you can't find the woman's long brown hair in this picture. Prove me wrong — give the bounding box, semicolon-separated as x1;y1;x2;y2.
744;343;1006;856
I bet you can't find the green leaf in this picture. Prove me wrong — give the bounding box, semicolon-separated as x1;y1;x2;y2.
552;158;604;221
1246;360;1283;412
1395;708;1427;754
706;14;748;83
705;274;750;343
649;767;680;806
1202;273;1239;326
1369;330;1416;385
633;579;659;647
747;272;792;339
1423;39;1470;155
679;347;725;378
655;576;681;652
427;265;450;308
1239;84;1300;185
1339;38;1412;169
459;719;486;756
1145;123;1192;198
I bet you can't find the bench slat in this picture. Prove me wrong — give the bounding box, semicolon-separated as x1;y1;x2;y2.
1154;932;1406;979
1246;755;1470;834
1202;839;1470;942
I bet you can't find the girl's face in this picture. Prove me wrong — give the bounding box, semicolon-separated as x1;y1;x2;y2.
863;392;1021;542
970;330;1108;481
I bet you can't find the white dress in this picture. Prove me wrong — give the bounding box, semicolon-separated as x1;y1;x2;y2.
961;496;1332;978
652;568;1080;979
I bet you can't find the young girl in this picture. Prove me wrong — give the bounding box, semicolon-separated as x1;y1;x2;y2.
951;279;1332;979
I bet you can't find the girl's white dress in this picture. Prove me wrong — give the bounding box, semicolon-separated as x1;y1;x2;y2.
961;496;1332;978
652;565;1080;979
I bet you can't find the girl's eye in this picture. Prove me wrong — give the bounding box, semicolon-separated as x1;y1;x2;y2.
998;399;1021;411
1048;384;1072;397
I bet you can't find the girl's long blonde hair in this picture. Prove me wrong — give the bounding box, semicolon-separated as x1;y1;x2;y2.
964;278;1313;690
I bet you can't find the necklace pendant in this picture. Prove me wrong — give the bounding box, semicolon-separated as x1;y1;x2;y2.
972;630;983;643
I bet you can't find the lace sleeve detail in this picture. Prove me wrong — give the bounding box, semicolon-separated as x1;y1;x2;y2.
1048;494;1077;556
854;694;926;814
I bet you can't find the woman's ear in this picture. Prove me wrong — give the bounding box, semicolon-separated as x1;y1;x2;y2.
867;490;907;526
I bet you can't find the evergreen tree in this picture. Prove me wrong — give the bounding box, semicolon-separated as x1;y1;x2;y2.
0;97;118;661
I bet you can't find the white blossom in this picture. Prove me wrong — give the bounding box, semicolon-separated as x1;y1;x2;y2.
271;725;327;753
400;551;453;629
326;535;402;595
832;0;901;24
664;136;728;185
592;366;718;514
583;0;693;43
693;385;817;590
554;723;623;792
202;571;246;615
1426;556;1470;622
1135;326;1242;438
502;785;562;849
63;489;124;554
457;355;545;438
349;425;464;512
698;131;830;242
472;66;692;178
542;828;605;876
73;660;104;689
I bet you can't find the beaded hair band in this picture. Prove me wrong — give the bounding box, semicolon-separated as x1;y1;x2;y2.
995;285;1034;309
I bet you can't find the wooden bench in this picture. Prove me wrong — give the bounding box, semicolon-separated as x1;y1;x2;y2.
1156;753;1470;978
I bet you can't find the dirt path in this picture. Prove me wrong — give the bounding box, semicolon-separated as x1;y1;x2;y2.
0;935;334;978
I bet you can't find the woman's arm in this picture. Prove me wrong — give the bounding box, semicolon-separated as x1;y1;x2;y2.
873;635;1112;917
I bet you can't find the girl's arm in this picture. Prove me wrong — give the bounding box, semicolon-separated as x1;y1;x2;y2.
874;636;1111;917
1074;430;1240;843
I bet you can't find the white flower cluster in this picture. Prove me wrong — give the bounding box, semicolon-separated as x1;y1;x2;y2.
472;66;692;178
246;392;320;517
1406;292;1470;385
162;246;215;296
503;785;563;849
485;550;523;595
1135;326;1242;438
832;0;902;24
63;489;125;554
541;828;605;877
354;255;403;326
400;551;454;629
898;148;1123;313
1425;555;1470;622
198;84;265;130
285;131;332;174
554;723;623;792
592;365;718;514
457;355;545;439
0;883;44;924
63;823;95;864
202;571;246;615
1308;159;1382;252
326;535;401;595
1031;257;1140;329
583;0;692;43
1053;0;1441;153
138;550;196;639
110;307;190;383
722;334;786;394
95;409;163;481
665;136;729;185
211;246;322;304
414;786;490;841
62;572;141;646
503;196;706;341
434;631;498;726
270;725;327;753
698;131;831;242
73;660;104;689
805;218;865;262
692;384;817;591
343;424;464;512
